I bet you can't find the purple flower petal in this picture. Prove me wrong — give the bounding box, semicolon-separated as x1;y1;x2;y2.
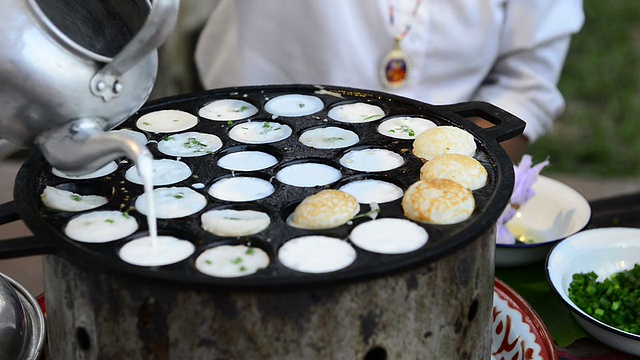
496;155;550;245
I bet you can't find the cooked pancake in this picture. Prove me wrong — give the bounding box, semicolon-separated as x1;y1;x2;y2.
402;179;475;224
412;126;476;161
289;189;360;230
420;154;488;190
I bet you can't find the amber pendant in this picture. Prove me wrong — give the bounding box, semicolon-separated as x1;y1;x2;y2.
379;37;411;89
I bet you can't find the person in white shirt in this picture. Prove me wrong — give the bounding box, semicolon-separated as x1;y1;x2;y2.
195;0;584;160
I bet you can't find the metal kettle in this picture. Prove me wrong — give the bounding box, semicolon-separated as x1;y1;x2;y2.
0;0;179;174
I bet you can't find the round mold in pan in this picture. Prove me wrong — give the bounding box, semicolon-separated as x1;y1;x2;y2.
13;84;520;289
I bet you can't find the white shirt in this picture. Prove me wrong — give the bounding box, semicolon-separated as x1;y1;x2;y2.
195;0;584;142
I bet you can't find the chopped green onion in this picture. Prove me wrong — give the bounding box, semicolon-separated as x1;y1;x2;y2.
568;264;640;335
362;114;380;121
323;137;345;142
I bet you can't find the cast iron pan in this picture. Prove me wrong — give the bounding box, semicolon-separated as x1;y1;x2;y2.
0;84;523;289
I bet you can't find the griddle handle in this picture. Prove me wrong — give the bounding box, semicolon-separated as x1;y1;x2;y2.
439;101;526;143
0;201;57;259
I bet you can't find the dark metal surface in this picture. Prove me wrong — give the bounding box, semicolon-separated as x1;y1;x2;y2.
3;84;523;289
588;192;640;228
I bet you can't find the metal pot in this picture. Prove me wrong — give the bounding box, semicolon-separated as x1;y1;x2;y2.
0;85;524;359
0;272;46;360
0;0;178;174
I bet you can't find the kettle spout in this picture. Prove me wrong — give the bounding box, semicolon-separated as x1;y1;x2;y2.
35;118;151;175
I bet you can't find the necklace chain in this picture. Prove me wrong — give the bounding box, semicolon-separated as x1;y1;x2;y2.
388;0;424;41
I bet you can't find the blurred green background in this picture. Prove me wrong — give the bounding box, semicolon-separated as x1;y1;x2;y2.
529;0;640;176
150;1;640;178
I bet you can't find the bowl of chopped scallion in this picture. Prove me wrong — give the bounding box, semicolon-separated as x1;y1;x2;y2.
546;227;640;355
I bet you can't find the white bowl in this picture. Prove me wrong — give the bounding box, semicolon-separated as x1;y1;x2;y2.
495;175;591;267
546;227;640;356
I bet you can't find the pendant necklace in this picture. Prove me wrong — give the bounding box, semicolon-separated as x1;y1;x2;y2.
379;0;424;89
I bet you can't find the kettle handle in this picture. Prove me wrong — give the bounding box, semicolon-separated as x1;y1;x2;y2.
90;0;180;101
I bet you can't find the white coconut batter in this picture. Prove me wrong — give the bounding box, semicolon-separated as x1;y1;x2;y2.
339;179;404;204
119;235;195;267
125;159;192;186
278;236;357;273
41;186;108;212
217;151;278;171
135;187;207;219
328;102;385;123
157;132;223;157
199;99;258;121
196;245;270;278
299;126;359;149
201;209;271;237
377;117;437;140
349;218;428;254
208;177;275;202
64;210;138;243
136;109;198;133
339;148;404;172
276;163;342;187
264;94;324;117
229;121;292;144
52;161;118;180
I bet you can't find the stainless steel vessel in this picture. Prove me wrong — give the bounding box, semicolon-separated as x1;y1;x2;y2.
0;0;178;174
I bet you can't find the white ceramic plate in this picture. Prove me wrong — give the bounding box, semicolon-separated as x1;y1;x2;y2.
496;175;591;267
546;227;640;356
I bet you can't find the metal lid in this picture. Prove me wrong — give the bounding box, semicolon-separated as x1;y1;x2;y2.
0;273;45;360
